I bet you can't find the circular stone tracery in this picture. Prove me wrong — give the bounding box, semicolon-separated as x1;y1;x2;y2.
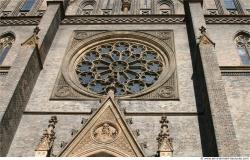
75;40;165;96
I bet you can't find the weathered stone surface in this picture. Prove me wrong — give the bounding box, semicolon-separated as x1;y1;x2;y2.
0;0;250;157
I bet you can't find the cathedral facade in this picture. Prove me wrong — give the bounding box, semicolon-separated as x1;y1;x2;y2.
0;0;250;157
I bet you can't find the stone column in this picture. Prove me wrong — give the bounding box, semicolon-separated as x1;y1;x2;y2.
184;0;240;156
0;0;69;156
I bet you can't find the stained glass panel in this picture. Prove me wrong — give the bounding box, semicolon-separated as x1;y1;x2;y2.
75;40;164;96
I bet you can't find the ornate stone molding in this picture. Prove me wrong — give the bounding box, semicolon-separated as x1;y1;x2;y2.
21;26;40;47
35;116;58;157
61;15;185;24
205;15;250;24
220;66;250;76
156;116;173;157
59;91;144;157
51;30;179;100
121;0;132;14
197;26;215;46
2;15;250;25
0;17;41;26
0;66;10;76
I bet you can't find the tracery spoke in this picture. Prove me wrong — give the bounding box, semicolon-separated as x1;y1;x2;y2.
117;72;128;84
96;70;112;79
125;70;140;79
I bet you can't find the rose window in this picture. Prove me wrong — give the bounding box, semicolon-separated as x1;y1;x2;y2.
75;40;165;96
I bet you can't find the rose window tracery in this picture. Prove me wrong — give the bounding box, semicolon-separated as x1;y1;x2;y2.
75;40;165;96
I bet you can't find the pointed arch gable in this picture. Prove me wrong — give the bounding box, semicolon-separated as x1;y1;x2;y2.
58;94;145;157
234;30;250;40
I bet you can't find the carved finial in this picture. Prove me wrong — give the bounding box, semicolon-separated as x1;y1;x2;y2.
199;26;206;35
33;26;40;34
156;116;173;157
21;26;40;47
198;26;215;46
35;116;58;157
121;0;131;14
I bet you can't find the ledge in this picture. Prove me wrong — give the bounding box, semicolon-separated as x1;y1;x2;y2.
220;66;250;76
0;66;11;75
61;15;186;25
205;15;250;24
0;16;41;26
1;14;250;25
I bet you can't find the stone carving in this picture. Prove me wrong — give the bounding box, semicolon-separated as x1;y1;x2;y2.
75;40;164;96
156;116;173;157
197;26;215;47
92;122;119;143
205;16;250;24
121;0;132;13
59;91;144;157
1;16;250;26
35;116;58;157
51;31;178;100
74;32;88;40
220;66;250;76
0;17;40;26
158;86;174;98
21;26;40;47
61;16;185;24
206;9;218;15
55;86;71;97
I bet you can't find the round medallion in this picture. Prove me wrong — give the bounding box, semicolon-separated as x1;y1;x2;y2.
158;86;174;98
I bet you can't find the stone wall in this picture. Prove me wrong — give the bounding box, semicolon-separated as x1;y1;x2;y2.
223;76;250;156
208;24;250;156
207;24;250;66
7;24;202;156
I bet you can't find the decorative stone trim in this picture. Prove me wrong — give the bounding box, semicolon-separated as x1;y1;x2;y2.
0;17;41;26
156;116;173;157
205;15;250;24
35;116;58;157
220;66;250;76
0;66;10;75
61;15;185;24
2;15;250;25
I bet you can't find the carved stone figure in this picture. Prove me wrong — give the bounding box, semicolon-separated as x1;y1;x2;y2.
93;122;118;143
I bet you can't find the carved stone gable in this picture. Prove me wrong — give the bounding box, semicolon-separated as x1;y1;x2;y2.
59;94;144;157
